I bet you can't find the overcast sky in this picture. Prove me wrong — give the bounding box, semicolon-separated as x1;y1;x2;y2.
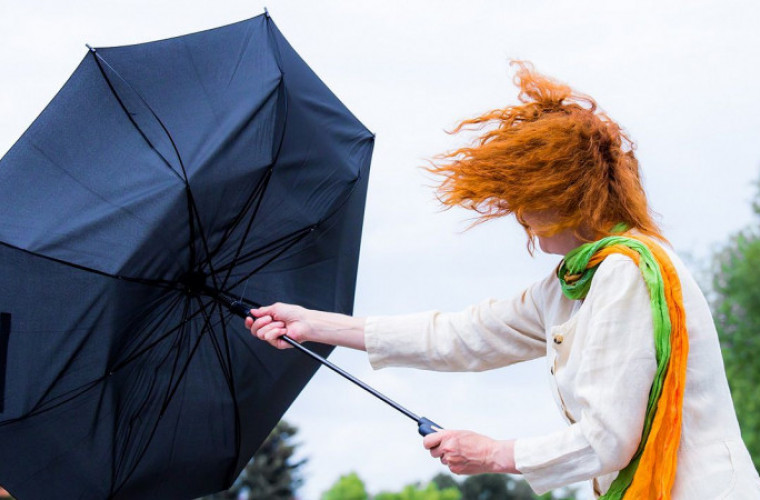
2;1;760;499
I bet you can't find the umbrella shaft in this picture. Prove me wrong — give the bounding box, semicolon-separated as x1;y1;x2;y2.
217;293;421;423
277;334;421;423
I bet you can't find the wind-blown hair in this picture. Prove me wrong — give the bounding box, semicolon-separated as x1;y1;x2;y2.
427;61;663;251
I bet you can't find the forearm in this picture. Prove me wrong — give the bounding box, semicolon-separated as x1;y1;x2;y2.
306;309;367;351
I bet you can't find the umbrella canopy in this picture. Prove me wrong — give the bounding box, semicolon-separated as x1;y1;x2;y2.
0;12;373;499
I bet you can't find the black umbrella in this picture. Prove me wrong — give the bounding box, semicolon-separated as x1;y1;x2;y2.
0;11;383;498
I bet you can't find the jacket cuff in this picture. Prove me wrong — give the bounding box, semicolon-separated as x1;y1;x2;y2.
364;315;387;369
364;312;438;370
514;425;601;495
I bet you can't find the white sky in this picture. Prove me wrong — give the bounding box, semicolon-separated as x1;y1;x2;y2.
2;1;760;499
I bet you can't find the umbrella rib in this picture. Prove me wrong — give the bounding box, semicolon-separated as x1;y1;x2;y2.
215;79;289;287
196;305;229;380
264;13;284;68
160;297;193;411
159;297;217;415
185;187;201;279
27;328;104;416
109;371;167;499
193;298;234;398
0;378;103;426
0;290;172;424
217;168;272;288
0;240;177;290
217;158;366;288
201;298;243;483
111;297;218;500
1;293;181;423
112;363;163;489
214;302;242;472
114;293;186;371
210;166;272;260
25;291;177;418
89;49;214;279
109;299;205;374
88;50;185;183
225;227;314;291
311;172;365;234
189;190;223;303
221;172;364;290
214;224;314;275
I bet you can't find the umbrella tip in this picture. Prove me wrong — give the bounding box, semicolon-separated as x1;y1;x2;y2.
264;6;270;17
85;44;96;53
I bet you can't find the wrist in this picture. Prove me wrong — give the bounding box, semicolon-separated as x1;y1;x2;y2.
490;439;518;474
308;310;366;350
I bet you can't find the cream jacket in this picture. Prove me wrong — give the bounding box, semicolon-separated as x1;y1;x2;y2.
364;248;760;498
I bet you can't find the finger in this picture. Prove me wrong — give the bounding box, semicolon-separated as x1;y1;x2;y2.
429;446;443;459
260;324;286;341
423;432;444;450
252;322;277;341
273;337;293;350
450;464;466;475
264;326;288;341
251;317;275;338
244;317;253;329
252;315;273;330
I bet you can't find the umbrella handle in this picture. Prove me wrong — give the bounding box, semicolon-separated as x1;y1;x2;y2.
418;417;444;436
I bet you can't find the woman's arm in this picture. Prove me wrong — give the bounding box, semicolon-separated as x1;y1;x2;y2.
245;303;367;351
246;270;552;371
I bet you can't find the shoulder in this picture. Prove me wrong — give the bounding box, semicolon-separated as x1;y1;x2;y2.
524;262;576;327
587;250;649;307
596;251;640;275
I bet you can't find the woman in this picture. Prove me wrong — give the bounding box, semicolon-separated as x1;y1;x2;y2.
245;62;760;498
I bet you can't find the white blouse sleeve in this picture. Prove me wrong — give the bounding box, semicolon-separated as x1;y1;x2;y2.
514;255;658;494
363;274;551;372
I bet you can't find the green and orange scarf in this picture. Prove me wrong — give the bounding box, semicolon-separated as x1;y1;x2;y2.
558;231;688;500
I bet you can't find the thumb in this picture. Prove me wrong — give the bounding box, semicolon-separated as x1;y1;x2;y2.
250;305;273;318
423;431;445;450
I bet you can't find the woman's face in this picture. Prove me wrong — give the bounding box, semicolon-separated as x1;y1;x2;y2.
522;212;586;255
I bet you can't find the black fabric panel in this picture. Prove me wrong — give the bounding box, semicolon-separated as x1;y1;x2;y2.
0;313;9;412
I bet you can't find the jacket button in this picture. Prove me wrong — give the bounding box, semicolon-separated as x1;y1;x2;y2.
553;334;564;344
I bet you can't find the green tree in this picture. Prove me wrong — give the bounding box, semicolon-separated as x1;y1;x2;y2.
427;472;580;500
322;472;369;500
712;189;760;471
200;420;305;500
459;473;576;500
374;481;461;500
460;474;509;500
431;473;460;492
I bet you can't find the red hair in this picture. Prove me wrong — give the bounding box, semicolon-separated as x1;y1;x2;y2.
427;61;663;251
